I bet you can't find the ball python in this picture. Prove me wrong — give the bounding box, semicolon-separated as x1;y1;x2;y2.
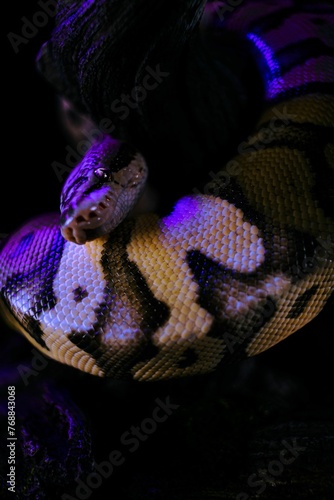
0;0;333;381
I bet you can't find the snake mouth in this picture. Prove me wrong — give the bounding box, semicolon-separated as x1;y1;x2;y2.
60;194;114;244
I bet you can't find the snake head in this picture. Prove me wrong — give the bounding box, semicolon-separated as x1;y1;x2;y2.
60;135;148;244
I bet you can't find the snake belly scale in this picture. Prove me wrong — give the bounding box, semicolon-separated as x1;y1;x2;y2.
0;1;333;380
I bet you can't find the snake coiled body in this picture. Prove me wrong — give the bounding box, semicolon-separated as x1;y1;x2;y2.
0;1;333;380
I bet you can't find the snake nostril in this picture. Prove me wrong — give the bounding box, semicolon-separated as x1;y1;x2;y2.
89;211;98;219
76;215;86;223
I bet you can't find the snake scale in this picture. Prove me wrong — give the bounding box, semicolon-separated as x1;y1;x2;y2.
1;0;333;381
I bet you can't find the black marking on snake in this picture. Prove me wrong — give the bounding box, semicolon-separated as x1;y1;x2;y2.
247;7;295;36
287;285;319;319
104;223;169;376
186;250;278;361
68;330;103;360
72;286;88;303
109;143;137;173
256;119;334;147
286;230;319;283
177;348;198;369
254;120;334;219
303;138;334;221
211;295;278;365
69;323;161;379
210;174;265;231
247;4;334;37
61;176;89;208
106;343;161;380
2;228;65;318
104;221;170;336
276;39;334;75
22;315;48;349
187;250;275;310
78;178;115;200
128;260;170;335
9;232;34;259
0;295;48;350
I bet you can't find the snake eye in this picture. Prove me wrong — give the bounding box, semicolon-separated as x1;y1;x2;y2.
94;167;110;180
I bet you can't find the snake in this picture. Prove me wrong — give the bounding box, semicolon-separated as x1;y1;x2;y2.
0;0;333;381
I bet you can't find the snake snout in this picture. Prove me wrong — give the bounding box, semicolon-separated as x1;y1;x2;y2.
60;196;113;244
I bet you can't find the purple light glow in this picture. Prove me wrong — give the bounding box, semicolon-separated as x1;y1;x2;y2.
246;32;282;98
162;196;200;231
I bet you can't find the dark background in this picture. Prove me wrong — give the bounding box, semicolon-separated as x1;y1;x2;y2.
3;1;67;236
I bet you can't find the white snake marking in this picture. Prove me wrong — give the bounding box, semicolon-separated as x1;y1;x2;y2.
0;1;333;380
